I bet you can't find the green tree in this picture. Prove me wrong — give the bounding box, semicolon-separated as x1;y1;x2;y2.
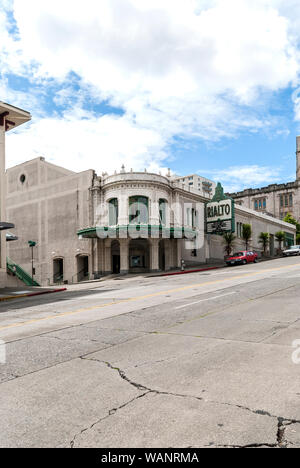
275;231;286;252
259;232;270;255
242;224;252;250
223;232;236;257
297;233;300;245
283;213;300;233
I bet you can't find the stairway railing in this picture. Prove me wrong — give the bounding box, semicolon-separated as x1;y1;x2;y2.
7;258;40;287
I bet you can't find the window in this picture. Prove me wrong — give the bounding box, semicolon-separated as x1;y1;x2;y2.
254;198;266;211
108;198;118;226
159;199;167;226
285;194;289;207
129;196;149;224
186;208;191;226
236;222;243;238
280;193;293;209
130;256;146;268
192;209;197;228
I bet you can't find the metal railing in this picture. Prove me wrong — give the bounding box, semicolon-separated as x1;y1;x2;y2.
53;273;64;285
71;269;90;284
7;257;40;287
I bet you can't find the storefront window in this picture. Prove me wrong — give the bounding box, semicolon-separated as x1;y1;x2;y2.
130;256;146;268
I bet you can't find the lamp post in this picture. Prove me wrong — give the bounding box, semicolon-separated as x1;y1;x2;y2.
28;241;37;283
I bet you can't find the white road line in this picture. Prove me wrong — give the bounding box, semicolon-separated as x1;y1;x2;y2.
175;291;237;310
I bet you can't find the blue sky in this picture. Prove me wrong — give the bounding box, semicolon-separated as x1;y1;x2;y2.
2;0;300;192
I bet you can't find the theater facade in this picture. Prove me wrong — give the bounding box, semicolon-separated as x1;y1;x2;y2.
6;159;296;286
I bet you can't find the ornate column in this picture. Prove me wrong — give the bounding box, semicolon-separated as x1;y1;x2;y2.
119;192;129;227
164;240;172;271
104;238;112;275
150;191;160;226
120;238;129;275
94;239;104;277
150;238;160;272
176;239;183;268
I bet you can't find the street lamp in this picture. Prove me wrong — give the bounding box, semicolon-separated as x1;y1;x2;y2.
28;240;37;283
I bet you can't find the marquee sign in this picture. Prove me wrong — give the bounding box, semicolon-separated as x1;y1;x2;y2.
206;183;235;235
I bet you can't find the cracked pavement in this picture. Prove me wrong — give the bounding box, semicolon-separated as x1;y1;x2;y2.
0;257;300;448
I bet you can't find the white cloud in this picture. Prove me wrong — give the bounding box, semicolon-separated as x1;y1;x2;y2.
6;112;169;174
2;0;300;172
204;164;284;193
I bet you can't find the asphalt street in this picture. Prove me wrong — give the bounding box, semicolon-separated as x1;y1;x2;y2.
1;257;300;448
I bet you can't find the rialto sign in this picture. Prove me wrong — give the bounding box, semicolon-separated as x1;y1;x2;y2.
206;183;235;235
206;200;232;222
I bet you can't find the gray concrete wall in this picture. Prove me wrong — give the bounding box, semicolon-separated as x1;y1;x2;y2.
6;158;94;286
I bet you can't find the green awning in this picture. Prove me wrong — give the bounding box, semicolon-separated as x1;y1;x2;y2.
77;225;197;240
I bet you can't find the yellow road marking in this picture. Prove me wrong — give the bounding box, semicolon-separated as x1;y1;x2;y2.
0;262;299;332
0;294;29;302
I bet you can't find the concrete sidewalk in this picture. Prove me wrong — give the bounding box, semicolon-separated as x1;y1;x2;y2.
0;286;67;302
151;264;224;277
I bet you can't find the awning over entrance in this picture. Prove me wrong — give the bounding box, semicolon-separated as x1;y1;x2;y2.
0;222;15;231
77;225;197;240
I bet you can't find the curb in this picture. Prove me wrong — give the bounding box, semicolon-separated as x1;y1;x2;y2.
152;266;224;277
0;288;67;303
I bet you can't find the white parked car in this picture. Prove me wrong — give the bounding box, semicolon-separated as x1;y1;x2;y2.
283;245;300;257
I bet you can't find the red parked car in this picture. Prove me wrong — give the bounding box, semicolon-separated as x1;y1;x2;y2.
226;251;258;266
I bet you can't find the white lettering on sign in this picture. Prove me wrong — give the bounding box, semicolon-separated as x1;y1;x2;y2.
206;200;232;223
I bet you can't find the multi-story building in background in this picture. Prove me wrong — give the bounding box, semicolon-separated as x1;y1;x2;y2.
229;136;300;221
174;174;216;198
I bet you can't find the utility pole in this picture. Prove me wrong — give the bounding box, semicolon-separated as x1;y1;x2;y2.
28;241;37;283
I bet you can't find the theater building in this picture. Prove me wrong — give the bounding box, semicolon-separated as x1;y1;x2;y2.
6;160;295;286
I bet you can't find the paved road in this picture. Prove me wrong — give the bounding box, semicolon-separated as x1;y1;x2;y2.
1;257;300;448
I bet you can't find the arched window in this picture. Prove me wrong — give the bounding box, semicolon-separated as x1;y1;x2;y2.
129;196;149;224
108;198;118;226
159;199;167;226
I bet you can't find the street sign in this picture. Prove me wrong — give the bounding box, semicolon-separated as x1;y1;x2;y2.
206;183;235;235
